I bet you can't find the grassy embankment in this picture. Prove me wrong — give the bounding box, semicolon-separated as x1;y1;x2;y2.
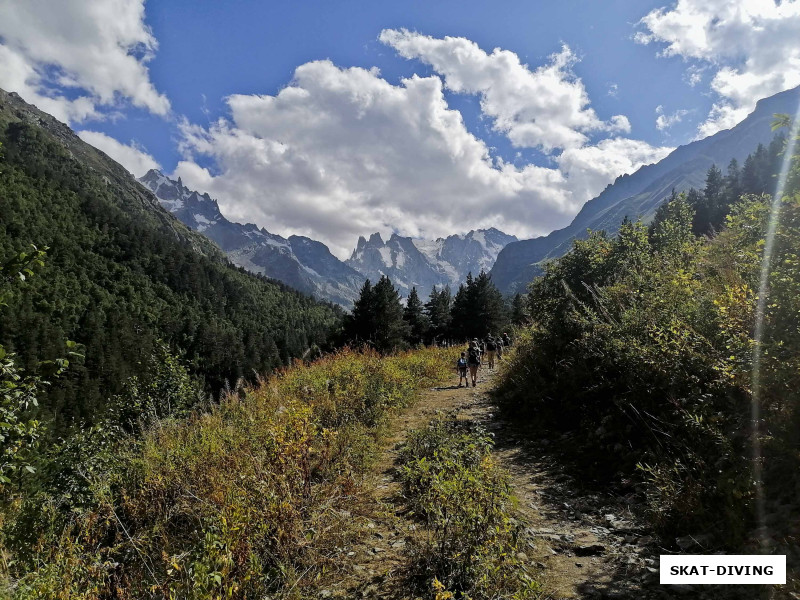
6;347;461;599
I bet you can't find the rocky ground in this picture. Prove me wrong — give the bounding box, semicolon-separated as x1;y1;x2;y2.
321;366;790;599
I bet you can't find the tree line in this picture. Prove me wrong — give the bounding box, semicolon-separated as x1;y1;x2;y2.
688;133;786;234
0;120;342;438
341;271;528;352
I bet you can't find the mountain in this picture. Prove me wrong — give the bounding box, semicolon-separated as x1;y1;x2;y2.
139;170;365;308
491;85;800;294
346;228;517;298
0;88;340;429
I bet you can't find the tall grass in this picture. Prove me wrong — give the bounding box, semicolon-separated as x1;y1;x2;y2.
6;347;459;599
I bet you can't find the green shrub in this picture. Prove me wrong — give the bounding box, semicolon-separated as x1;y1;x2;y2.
399;418;539;599
495;187;800;546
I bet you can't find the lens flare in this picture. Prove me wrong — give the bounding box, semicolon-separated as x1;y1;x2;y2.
750;103;800;548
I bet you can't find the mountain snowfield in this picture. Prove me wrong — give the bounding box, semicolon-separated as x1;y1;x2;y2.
347;229;517;299
139;170;366;307
139;171;517;306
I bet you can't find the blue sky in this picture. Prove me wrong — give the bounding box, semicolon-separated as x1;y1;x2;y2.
100;0;696;169
1;0;799;257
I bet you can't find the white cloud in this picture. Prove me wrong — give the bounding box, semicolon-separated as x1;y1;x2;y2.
0;0;169;124
379;29;631;152
176;53;671;258
655;105;691;131
636;0;800;136
77;130;160;177
557;138;672;203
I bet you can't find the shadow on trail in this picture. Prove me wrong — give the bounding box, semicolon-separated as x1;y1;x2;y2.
467;391;764;600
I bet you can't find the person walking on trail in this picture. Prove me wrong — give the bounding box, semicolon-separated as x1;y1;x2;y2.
473;338;483;364
496;334;504;361
467;341;481;387
456;352;469;387
502;332;512;349
485;335;497;369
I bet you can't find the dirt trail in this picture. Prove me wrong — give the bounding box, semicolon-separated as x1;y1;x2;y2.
336;367;669;600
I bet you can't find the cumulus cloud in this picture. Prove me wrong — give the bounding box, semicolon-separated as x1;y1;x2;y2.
176;50;670;258
557;138;672;202
636;0;800;136
0;0;169;124
77;130;160;177
655;105;691;131
379;29;631;152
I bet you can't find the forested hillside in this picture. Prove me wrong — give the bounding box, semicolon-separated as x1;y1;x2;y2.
0;89;341;432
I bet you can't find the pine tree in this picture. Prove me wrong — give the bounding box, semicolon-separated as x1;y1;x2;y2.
510;293;528;326
344;279;375;344
371;276;410;353
424;285;452;344
403;287;429;346
450;271;507;340
471;271;507;338
450;277;472;341
724;158;742;208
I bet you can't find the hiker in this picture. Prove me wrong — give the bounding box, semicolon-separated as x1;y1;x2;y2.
456;352;469;387
496;333;504;361
502;332;512;348
473;338;483;363
467;341;481;387
485;335;497;369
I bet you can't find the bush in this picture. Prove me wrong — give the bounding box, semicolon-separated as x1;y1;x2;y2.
495;187;800;547
399;418;539;599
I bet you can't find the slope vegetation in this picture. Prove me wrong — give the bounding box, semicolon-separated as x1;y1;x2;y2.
0;89;340;430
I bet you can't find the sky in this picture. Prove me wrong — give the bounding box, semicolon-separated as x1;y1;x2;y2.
1;0;799;259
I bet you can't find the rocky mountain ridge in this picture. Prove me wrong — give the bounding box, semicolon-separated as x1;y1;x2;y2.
139;170;366;307
347;228;517;299
490;84;800;294
140;170;517;305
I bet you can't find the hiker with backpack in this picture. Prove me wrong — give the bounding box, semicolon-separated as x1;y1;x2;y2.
485;335;497;369
496;333;504;361
502;332;512;348
456;352;469;387
466;341;481;387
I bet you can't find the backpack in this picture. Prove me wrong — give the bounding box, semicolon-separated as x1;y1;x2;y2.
457;357;467;369
486;338;496;351
467;347;480;365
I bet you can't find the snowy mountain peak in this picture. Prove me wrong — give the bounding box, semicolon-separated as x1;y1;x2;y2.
139;171;365;307
346;228;517;298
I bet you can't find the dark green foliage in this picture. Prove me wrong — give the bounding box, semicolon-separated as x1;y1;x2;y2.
0;247;47;492
498;194;753;541
510;293;528;327
343;276;410;352
403;287;429;346
424;285;452;343
449;271;507;340
498;121;800;548
345;279;376;343
345;270;507;348
690;134;786;235
648;192;694;257
0;117;340;435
